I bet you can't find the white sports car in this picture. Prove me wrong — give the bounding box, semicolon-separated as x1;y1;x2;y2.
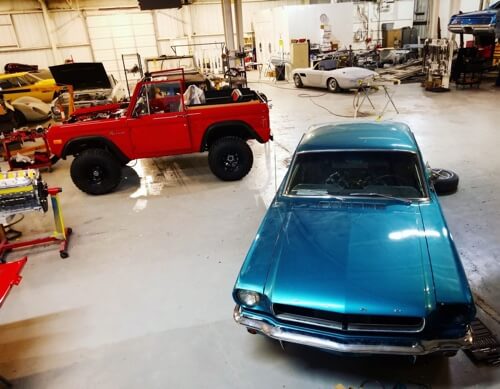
11;96;51;125
293;65;377;92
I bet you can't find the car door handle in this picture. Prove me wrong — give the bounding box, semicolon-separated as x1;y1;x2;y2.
152;115;185;120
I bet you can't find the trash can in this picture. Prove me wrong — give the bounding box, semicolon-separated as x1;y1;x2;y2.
275;64;286;81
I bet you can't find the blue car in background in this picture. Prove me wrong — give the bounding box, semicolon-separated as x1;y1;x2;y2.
448;1;500;36
233;122;475;356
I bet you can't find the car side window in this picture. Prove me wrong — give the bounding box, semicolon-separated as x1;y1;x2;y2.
17;76;30;87
147;81;182;114
8;78;21;87
132;86;150;117
0;79;17;89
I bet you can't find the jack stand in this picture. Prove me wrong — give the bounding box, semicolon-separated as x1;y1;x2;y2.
353;86;376;118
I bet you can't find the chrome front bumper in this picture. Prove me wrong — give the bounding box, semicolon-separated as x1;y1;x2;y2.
234;305;473;356
448;24;496;33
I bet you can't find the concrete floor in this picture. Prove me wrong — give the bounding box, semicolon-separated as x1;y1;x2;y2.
0;75;499;388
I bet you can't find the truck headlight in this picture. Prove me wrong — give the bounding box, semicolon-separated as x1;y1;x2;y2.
236;290;261;307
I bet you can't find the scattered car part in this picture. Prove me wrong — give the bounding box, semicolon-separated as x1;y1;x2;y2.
422;39;454;91
465;318;500;366
2;128;58;171
431;168;459;194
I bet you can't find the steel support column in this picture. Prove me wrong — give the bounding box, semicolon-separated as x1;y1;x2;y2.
234;0;244;51
38;0;62;64
221;0;235;51
428;0;440;39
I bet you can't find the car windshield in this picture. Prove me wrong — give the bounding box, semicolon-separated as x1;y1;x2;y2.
285;151;426;199
22;73;40;84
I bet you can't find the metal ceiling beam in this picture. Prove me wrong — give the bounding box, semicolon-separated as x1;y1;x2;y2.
38;0;62;64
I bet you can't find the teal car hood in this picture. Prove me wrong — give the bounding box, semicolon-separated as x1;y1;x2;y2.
263;203;435;318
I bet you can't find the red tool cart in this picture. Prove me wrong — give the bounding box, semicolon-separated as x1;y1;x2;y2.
1;128;57;171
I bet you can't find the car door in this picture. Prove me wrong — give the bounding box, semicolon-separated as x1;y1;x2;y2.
22;74;55;103
127;80;191;158
306;63;326;87
0;76;23;102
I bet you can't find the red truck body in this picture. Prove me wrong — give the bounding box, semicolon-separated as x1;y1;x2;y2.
47;69;271;194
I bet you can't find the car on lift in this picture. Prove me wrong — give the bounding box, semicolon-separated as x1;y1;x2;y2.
293;66;377;92
46;69;271;195
232;121;475;357
448;1;500;36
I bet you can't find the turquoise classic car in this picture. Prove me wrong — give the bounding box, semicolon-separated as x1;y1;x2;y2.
232;122;475;356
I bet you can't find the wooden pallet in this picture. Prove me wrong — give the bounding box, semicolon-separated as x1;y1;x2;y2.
376;59;424;82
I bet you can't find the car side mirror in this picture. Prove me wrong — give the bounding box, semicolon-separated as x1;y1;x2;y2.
425;162;434;180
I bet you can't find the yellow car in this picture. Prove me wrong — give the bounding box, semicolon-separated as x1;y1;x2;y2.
0;72;56;103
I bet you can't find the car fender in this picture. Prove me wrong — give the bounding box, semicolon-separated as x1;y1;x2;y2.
201;120;264;151
62;136;130;164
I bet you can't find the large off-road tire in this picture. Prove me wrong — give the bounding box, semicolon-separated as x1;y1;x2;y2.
293;74;303;88
70;148;122;195
432;168;459;195
208;136;253;181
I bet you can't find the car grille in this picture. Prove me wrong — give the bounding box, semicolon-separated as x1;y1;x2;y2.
273;304;425;333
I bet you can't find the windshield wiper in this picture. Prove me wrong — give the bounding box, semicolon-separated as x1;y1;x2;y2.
348;192;412;205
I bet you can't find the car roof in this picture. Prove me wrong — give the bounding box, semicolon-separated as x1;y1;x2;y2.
297;121;418;153
0;72;28;79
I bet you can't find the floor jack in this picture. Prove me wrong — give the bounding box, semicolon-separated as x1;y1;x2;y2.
0;170;72;262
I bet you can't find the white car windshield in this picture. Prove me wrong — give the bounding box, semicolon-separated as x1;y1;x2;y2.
286;150;426;199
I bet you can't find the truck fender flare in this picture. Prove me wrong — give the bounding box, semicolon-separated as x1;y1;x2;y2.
201;120;263;152
62;136;130;164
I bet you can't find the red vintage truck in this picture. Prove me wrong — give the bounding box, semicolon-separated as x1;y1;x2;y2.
47;69;271;195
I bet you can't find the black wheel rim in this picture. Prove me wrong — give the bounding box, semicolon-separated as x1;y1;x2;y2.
89;165;105;185
222;152;240;172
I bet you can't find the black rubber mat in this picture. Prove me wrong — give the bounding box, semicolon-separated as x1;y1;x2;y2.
465;318;500;366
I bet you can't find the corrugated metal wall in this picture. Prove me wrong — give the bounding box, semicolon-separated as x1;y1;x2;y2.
86;11;158;78
2;0;472;79
0;0;298;79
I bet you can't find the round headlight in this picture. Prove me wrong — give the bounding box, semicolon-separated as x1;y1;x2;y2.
237;290;261;306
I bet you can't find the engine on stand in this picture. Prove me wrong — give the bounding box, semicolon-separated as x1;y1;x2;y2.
0;169;72;261
0;169;48;216
422;38;454;91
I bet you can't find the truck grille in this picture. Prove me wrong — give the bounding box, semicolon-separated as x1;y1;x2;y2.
273;304;425;333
